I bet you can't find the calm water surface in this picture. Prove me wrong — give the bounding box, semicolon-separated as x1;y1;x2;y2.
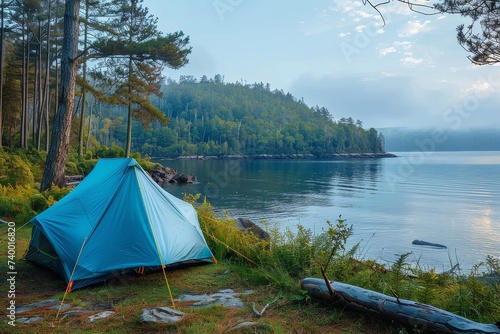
156;151;500;272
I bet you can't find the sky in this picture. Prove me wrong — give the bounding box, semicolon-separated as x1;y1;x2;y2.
142;0;500;130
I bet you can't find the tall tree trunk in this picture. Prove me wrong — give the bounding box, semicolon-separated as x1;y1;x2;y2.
20;18;27;149
35;25;42;150
78;0;89;157
43;1;52;152
84;99;93;155
40;0;81;191
0;0;4;148
53;12;60;149
125;56;133;157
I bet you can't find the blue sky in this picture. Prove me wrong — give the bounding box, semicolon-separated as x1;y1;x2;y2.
143;0;500;130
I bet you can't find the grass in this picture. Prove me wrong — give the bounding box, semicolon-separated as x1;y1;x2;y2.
1;209;499;334
0;222;394;334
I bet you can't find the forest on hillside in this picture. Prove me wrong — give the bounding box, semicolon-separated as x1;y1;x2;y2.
93;76;386;157
0;1;384;162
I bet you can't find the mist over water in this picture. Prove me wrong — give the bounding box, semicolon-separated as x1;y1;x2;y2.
157;151;500;273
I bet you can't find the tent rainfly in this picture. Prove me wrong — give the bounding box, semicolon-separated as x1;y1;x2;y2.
24;158;214;290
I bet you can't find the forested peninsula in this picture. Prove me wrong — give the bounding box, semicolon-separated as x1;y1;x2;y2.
94;76;386;158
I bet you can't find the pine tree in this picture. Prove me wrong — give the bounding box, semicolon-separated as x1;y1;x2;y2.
90;0;191;157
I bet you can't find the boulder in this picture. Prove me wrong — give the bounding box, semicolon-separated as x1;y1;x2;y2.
150;166;195;185
235;218;269;240
169;172;195;183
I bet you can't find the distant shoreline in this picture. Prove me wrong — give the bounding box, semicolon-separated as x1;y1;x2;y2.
155;152;397;161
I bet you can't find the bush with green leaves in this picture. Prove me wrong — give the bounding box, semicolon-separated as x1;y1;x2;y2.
0;151;34;187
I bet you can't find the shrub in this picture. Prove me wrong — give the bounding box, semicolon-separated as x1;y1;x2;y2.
65;161;79;175
0;185;37;222
29;193;49;212
0;153;34;187
77;159;98;175
42;185;70;202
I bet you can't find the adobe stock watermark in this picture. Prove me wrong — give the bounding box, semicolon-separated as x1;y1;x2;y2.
213;0;243;21
340;21;387;64
204;159;243;197
385;74;497;191
6;221;17;327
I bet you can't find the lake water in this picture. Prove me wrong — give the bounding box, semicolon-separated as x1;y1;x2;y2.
156;151;500;273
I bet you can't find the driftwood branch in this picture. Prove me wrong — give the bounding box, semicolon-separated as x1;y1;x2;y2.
301;278;500;334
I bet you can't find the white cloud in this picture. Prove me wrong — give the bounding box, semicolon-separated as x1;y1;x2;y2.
400;56;423;65
355;25;366;32
394;41;413;51
358;11;374;19
465;81;493;94
398;20;432;37
331;0;362;14
379;47;397;56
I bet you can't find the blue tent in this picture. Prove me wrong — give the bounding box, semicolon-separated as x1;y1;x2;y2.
24;158;214;289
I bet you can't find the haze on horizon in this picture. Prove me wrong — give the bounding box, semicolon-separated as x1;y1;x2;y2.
143;0;500;131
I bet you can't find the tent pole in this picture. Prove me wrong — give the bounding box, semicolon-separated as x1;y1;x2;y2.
56;237;87;320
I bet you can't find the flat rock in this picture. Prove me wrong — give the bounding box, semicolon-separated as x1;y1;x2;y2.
228;321;270;332
139;307;184;324
88;311;115;323
16;299;60;314
177;289;252;309
228;321;259;331
49;303;71;311
17;316;44;324
62;308;93;317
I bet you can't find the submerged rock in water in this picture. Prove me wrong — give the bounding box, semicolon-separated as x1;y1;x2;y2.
412;240;447;249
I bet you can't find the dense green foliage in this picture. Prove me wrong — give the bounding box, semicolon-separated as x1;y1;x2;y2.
95;78;385;157
192;195;500;324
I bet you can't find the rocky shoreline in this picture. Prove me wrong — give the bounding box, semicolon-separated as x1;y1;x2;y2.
150;165;196;186
173;152;397;160
149;152;396;185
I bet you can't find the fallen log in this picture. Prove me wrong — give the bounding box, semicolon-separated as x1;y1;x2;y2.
301;278;500;333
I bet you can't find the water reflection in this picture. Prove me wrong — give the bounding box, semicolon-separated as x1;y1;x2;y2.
158;159;383;216
155;153;500;271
